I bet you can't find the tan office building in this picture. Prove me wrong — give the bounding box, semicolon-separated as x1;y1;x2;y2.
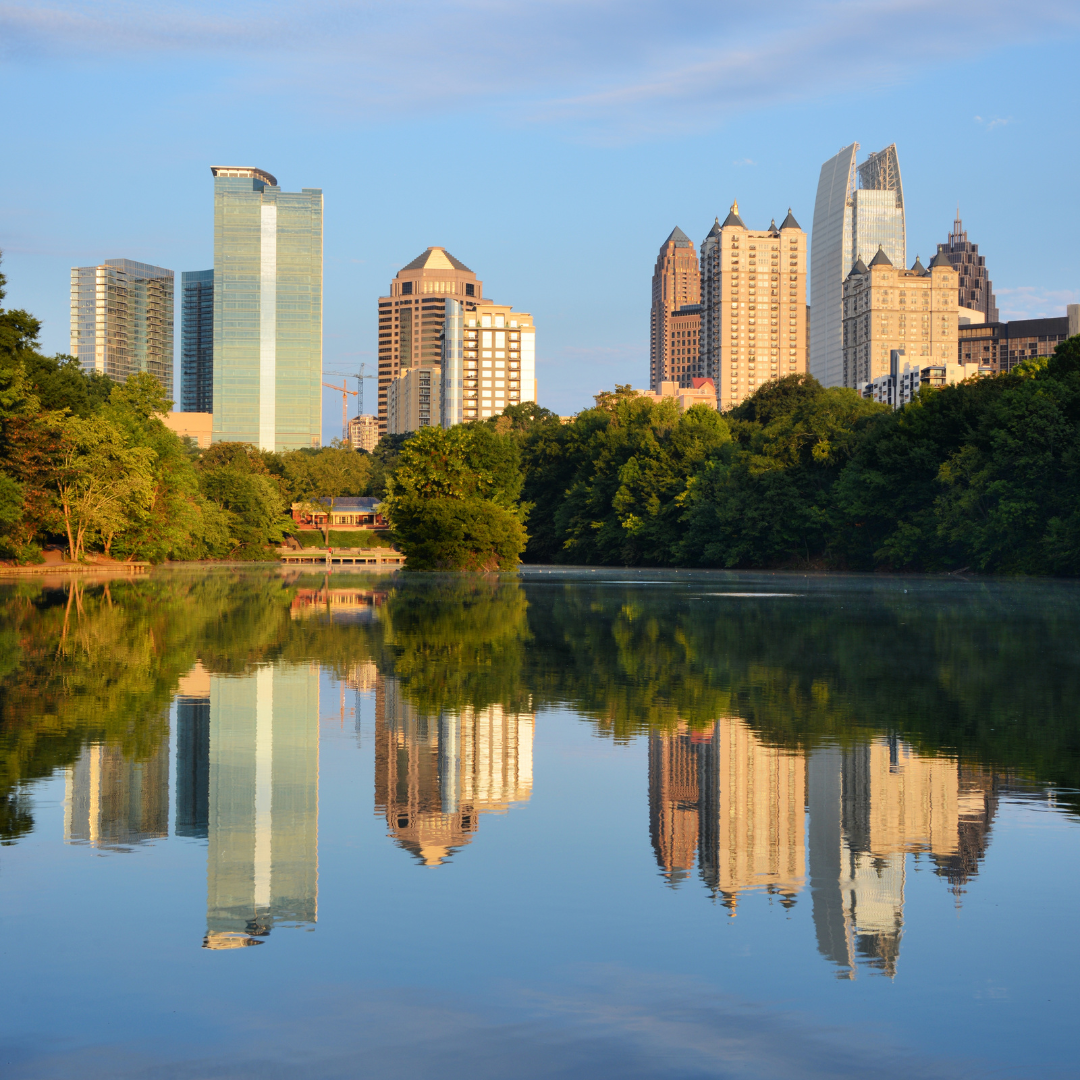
699;203;808;411
650;228;701;391
377;247;484;433
386;363;441;435
841;249;959;389
347;413;379;451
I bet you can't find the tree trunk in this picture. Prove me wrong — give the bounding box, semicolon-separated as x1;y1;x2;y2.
62;496;77;561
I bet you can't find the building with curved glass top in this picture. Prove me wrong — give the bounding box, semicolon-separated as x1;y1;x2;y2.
810;143;906;388
211;167;322;450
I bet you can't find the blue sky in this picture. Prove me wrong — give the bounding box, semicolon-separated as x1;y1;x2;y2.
1;0;1078;432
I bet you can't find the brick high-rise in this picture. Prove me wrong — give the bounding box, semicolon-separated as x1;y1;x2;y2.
650;227;701;391
936;210;998;322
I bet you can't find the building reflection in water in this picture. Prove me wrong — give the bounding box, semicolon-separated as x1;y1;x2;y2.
649;721;999;978
175;661;211;839
375;676;533;866
194;663;321;949
649;719;804;909
64;739;169;851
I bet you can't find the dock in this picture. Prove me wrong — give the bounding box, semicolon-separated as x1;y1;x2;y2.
280;549;406;568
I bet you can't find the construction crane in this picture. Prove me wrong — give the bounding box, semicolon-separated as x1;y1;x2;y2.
324;362;377;418
322;381;357;442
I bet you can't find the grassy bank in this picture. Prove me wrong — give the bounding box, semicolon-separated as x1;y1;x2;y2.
291;529;394;549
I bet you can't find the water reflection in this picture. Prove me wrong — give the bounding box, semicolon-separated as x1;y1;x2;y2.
202;663;320;949
64;740;169;850
375;676;533;865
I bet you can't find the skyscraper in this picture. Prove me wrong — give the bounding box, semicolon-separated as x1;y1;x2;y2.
378;248;483;434
70;258;174;398
441;298;537;425
211;167;322;451
203;663;320;948
810;143;906;387
697;202;808;411
181;269;214;413
650;227;701;391
936;211;999;322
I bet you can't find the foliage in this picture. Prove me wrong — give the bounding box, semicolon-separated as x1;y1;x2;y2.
384;425;528;570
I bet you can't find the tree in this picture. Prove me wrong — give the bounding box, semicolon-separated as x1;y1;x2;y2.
284;443;375;546
196;443;292;559
50;413;155;561
383;425;528;570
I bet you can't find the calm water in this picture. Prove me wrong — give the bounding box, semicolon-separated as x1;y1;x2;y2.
1;567;1078;1079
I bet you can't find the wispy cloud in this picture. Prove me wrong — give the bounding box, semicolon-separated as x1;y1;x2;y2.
0;1;1077;140
996;285;1078;321
974;115;1012;130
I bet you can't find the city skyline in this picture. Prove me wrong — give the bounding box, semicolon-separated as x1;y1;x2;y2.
2;5;1077;430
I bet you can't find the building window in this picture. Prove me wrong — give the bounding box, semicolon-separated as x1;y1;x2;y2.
401;281;413;295
465;283;475;297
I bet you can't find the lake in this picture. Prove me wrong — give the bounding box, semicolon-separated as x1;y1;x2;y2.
0;566;1077;1079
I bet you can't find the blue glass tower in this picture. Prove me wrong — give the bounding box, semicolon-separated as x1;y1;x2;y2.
211;167;323;450
181;269;214;413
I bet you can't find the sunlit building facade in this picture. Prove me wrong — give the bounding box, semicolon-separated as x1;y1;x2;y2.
442;298;537;424
181;269;214;413
378;248;483;434
211;166;323;451
841;249;959;389
650;227;701;391
810;143;906;387
70;258;174;399
697;202;808;411
386;363;441;434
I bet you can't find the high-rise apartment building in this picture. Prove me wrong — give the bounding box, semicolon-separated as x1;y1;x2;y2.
70;259;174;399
378;248;483;434
936;211;998;322
841;249;958;389
387;363;441;434
810;143;906;387
181;269;214;413
697;202;807;411
650;227;701;391
441;298;537;425
211;166;322;451
347;414;379;451
203;663;319;949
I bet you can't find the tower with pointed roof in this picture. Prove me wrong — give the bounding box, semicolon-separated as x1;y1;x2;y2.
699;202;808;410
650;227;701;391
377;247;483;433
936;211;998;322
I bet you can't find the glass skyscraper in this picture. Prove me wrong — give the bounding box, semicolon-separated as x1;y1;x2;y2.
211;167;323;450
810;143;906;387
181;269;214;413
70;258;174;399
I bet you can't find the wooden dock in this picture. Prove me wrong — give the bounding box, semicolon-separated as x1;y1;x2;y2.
0;561;150;577
280;549;406;568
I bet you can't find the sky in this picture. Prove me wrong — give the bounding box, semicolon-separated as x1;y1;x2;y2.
1;0;1078;435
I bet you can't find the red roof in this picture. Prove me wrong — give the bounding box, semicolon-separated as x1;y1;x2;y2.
691;378;715;390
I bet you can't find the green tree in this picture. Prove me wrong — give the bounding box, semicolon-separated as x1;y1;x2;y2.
50;413;155;561
383;425;527;570
197;443;292;559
